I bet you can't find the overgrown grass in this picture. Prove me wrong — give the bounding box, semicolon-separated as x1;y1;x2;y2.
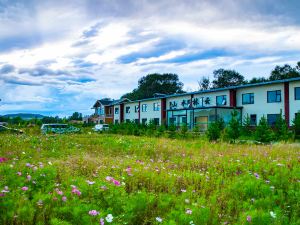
0;132;299;225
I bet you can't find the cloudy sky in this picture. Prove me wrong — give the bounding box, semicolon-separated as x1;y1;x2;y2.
0;0;300;116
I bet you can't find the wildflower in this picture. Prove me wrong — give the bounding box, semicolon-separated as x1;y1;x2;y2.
190;221;195;225
156;217;163;223
254;173;260;179
37;199;43;207
48;161;52;165
56;189;63;195
0;157;8;163
21;186;28;191
71;187;81;196
89;210;100;216
53;197;58;201
106;176;113;182
27;175;31;181
181;189;186;192
270;211;276;218
100;218;105;225
185;199;190;204
101;185;107;190
17;171;22;176
105;214;113;223
113;179;121;186
186;209;192;215
86;180;95;185
265;180;270;184
62;196;67;202
247;215;252;222
26;163;31;167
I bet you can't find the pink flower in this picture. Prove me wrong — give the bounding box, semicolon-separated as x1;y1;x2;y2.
247;215;252;222
100;218;105;225
27;175;31;181
56;189;63;195
186;209;192;214
17;172;22;176
26;163;31;167
53;197;58;201
21;186;28;191
71;187;81;196
106;176;113;182
112;179;120;186
62;196;67;202
89;210;99;216
0;157;8;163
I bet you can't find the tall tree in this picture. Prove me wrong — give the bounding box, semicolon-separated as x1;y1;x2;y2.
122;73;185;100
212;69;245;88
248;77;268;84
69;112;82;121
198;77;210;90
269;64;300;81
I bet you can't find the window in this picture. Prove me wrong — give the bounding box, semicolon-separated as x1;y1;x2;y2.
267;114;280;126
142;118;147;125
242;93;254;104
114;119;119;124
153;118;159;125
216;95;227;106
153;103;160;111
250;114;257;126
295;87;300;100
267;90;281;103
115;108;119;114
135;105;139;113
125;106;130;114
134;119;139;124
169;117;176;125
142;104;147;112
181;116;187;124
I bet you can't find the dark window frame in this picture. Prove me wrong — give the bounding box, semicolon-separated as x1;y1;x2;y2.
267;114;280;126
216;95;227;106
295;87;300;100
125;106;130;114
141;104;147;112
242;93;254;105
267;90;281;103
114;108;119;114
142;118;147;125
153;118;160;125
250;114;257;126
153;103;160;111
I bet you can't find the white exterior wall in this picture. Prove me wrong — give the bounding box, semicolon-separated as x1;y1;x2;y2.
124;102;139;122
289;81;300;124
236;83;285;122
139;99;162;125
194;90;230;107
113;104;120;123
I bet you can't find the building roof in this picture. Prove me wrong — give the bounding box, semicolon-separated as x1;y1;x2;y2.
94;77;300;106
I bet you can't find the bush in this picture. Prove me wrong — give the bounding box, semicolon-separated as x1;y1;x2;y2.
274;113;289;141
206;119;225;142
180;124;188;138
224;110;241;142
242;114;253;136
292;114;300;138
254;116;273;143
168;124;177;139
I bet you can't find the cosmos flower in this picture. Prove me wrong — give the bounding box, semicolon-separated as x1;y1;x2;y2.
156;217;162;223
100;218;105;225
186;209;192;214
247;215;252;222
270;211;276;218
27;175;31;181
62;196;67;202
86;180;95;185
105;214;113;223
21;186;28;191
89;210;100;216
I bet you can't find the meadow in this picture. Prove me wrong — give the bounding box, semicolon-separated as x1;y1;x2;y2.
0;132;299;225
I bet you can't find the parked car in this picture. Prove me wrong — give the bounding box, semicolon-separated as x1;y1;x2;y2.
92;124;109;132
41;124;80;134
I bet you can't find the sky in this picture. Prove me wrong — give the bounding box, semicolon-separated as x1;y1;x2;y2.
0;0;300;117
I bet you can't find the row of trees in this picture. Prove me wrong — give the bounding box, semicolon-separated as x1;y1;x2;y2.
207;111;300;143
199;61;300;90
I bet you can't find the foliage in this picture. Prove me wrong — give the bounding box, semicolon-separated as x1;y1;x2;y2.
212;69;245;88
242;114;253;136
0;132;299;225
122;73;185;100
198;76;210;90
292;114;300;138
69;112;82;121
224;110;241;142
274;113;289;141
206;118;225;141
254;116;274;143
269;64;300;81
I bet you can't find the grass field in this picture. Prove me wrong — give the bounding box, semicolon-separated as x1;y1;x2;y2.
0;133;299;225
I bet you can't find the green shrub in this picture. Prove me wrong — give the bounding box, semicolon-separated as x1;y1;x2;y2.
292;114;300;138
274;113;289;141
206;118;225;141
224;110;241;142
242;114;253;136
254;116;273;143
168;124;177;139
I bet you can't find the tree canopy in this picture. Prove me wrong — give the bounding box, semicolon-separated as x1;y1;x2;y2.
122;73;185;100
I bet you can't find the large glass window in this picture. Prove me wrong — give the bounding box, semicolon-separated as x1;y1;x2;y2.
295;87;300;100
267;114;280;126
242;93;254;104
216;95;227;106
125;106;130;114
142;104;147;112
267;90;281;103
153;103;160;111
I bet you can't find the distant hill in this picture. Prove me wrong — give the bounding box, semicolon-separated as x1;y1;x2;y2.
2;113;45;120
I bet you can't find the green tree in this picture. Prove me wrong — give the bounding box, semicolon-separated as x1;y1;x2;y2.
292;114;300;138
274;113;289;141
198;77;210;90
69;112;82;121
122;73;185;100
269;64;300;81
212;69;245;88
242;114;253;136
248;77;268;84
224;110;241;142
254;116;273;143
206;118;225;141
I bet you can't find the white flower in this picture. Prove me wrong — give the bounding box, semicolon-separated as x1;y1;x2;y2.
270;211;276;218
86;180;95;185
105;214;113;223
156;217;163;223
48;161;52;165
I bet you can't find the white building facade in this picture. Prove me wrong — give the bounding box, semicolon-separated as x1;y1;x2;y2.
92;77;300;129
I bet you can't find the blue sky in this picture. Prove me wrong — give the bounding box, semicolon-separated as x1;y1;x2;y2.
0;0;300;116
